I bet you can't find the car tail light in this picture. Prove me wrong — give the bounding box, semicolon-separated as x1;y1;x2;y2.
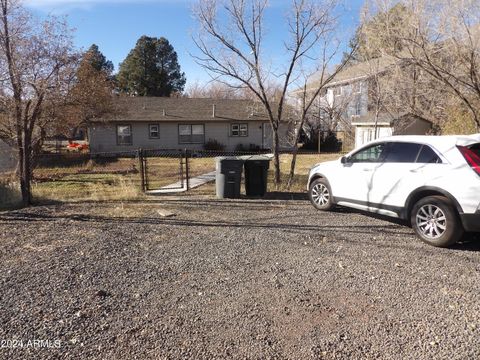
457;145;480;176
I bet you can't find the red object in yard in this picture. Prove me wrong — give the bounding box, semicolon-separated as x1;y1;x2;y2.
66;142;89;151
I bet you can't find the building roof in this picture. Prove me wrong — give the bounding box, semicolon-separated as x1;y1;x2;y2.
293;56;398;94
97;97;272;123
351;112;432;126
327;56;397;87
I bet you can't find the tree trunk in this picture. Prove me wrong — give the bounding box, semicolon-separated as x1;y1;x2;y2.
272;129;281;189
286;121;304;190
18;135;32;206
286;145;299;190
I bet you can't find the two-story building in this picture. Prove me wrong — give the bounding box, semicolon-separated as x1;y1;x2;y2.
297;56;432;149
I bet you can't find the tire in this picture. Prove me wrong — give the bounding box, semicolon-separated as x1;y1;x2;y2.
410;195;464;247
309;178;334;211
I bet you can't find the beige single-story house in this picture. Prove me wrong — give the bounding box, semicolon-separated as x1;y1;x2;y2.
0;140;16;172
352;112;433;148
88;97;290;153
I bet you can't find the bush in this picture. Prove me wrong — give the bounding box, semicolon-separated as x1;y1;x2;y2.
302;131;342;152
204;139;226;151
0;177;21;210
235;143;247;152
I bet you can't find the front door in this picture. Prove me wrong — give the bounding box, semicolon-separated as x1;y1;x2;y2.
262;123;272;150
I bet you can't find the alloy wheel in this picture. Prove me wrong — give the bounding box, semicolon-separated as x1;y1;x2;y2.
416;204;447;239
311;183;330;207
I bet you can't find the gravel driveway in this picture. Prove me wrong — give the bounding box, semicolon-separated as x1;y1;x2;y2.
0;197;479;359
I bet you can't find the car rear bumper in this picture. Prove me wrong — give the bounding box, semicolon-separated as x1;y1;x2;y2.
460;213;480;232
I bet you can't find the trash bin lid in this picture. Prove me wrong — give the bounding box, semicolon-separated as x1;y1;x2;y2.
237;154;273;161
216;156;244;162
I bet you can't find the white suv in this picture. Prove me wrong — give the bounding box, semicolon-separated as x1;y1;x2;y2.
307;134;480;247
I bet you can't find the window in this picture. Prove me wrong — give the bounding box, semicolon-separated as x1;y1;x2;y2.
149;124;160;139
178;124;205;144
333;86;342;96
352;82;362;94
231;123;248;137
350;143;387;163
468;143;480;157
353;96;362;116
117;125;132;145
417;145;442;163
383;142;422;163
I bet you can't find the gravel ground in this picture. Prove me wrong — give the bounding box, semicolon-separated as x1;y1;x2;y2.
0;197;479;359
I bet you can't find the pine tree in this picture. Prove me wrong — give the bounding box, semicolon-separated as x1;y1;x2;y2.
117;36;186;96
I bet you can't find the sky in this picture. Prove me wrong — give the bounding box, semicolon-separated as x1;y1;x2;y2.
26;0;365;90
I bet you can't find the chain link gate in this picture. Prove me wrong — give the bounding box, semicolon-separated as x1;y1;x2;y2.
139;149;189;193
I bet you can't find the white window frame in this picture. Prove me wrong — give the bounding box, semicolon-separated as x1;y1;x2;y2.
149;124;160;139
178;124;205;144
231;123;248;137
117;125;132;146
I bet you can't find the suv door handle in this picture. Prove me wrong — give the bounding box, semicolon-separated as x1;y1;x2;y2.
362;168;373;172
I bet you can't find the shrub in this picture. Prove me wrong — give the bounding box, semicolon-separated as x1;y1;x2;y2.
235;143;247;152
204;139;226;151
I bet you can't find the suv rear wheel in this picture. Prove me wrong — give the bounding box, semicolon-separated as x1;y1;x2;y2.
309;178;334;211
410;195;464;247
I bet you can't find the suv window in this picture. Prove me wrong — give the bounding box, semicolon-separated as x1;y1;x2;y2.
417;145;442;163
383;142;422;163
468;143;480;156
350;143;386;163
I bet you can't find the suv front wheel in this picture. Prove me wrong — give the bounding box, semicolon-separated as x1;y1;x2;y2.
309;178;334;211
410;195;464;247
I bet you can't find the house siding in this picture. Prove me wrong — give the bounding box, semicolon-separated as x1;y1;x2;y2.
89;121;273;153
0;140;16;172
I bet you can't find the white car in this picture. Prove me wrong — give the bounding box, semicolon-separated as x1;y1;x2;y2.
307;134;480;247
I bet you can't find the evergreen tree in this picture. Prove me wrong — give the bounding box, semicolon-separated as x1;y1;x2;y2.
117;36;186;96
85;44;114;75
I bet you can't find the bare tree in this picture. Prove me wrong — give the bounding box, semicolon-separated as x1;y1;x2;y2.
286;44;356;188
382;0;480;131
185;79;252;99
0;0;77;206
192;0;344;186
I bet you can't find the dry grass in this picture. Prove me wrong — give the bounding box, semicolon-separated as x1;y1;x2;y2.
28;152;342;204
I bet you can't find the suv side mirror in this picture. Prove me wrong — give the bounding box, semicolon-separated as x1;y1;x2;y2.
341;156;349;164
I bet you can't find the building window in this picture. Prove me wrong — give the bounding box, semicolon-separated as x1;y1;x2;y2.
354;97;362;116
117;125;132;145
179;124;205;144
230;123;248;137
352;82;362;94
333;86;342;96
149;124;160;139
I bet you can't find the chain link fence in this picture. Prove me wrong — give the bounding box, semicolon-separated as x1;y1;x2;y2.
0;147;346;206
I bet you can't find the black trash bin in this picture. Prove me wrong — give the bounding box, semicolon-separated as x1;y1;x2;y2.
215;157;244;199
243;156;271;197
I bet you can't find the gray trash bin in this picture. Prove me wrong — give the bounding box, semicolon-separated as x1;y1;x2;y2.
216;157;244;199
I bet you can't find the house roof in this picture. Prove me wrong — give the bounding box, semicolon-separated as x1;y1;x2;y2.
327;56;397;87
293;56;398;94
351;112;432;126
97;97;272;123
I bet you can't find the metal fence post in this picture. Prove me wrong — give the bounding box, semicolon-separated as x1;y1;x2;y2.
138;148;145;192
185;148;190;191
